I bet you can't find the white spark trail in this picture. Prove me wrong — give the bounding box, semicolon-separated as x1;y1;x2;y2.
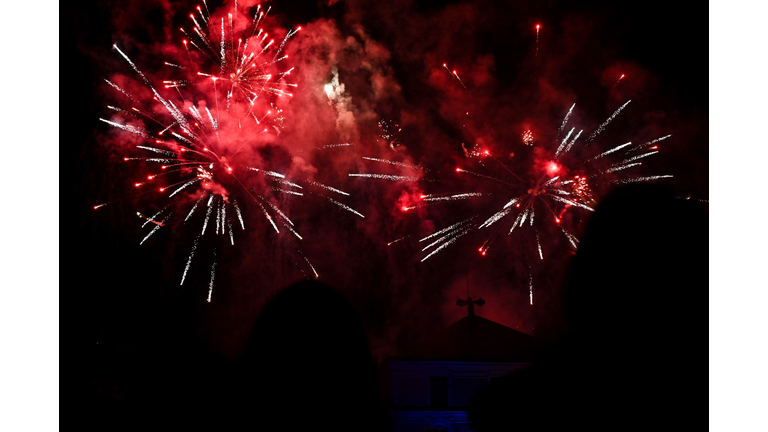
221;202;227;234
256;201;279;233
560;226;579;249
263;199;295;226
113;45;154;89
308;180;349;196
215;198;221;235
180;236;201;285
559;103;576;134
421;227;473;262
587;100;631;143
169;178;202;198
536;232;543;259
140;213;172;245
99;118;148;137
207;256;217;303
326;197;365;218
591;141;633;160
271;187;303;196
304;255;319;278
201;196;214;234
629;135;672;153
283;222;303;240
592;162;642;177
123;157;175;163
362;157;423;171
104;79;135;101
520;206;530;226
317;143;353;149
233;199;245;229
247;167;285;178
186;194;207;222
612;175;673;185
420;216;477;242
136;146;176;156
548;195;595;212
349;173;420;181
387;236;408;246
273;178;303;189
422;192;487;202
615;151;658;166
422;227;466;251
141;206;168;228
170;131;194;146
529;273;534;305
508;212;524;235
555;127;574;157
561;129;583;156
503;197;521;209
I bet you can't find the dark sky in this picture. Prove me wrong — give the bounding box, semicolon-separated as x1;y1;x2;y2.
60;0;708;370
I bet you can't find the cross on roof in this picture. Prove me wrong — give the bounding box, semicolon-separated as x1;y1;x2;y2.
457;272;485;316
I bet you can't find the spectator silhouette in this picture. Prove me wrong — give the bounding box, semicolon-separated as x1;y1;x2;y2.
468;184;708;431
237;280;390;431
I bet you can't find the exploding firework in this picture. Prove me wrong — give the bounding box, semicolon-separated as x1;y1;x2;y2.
369;62;673;304
96;2;362;300
419;89;673;265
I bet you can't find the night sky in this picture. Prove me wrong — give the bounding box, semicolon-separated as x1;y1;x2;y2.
54;0;716;426
59;0;708;361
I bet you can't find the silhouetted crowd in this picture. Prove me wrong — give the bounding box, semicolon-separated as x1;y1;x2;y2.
67;184;707;431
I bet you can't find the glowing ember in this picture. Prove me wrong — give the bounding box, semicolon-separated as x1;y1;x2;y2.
522;130;534;145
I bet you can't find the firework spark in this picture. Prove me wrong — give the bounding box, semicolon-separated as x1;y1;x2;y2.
419;98;673;265
96;2;361;299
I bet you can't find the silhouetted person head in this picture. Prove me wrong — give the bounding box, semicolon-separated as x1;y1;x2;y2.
469;184;708;431
563;184;707;339
238;280;389;431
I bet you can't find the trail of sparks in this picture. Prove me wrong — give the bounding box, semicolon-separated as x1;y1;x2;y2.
421;226;473;262
420;217;477;243
181;236;200;285
104;79;135;101
586;100;631;143
387;236;408;246
185;194;207;221
349;173;420;181
612;175;673;185
536;232;543;260
421;192;487;202
140;213;172;245
141;206;169;228
316;143;353;149
362;156;424;171
232;199;244;229
326;196;365;218
591;141;633;160
529;272;534;305
207;253;217;303
307;180;349;196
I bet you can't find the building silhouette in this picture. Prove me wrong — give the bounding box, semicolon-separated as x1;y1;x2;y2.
384;296;544;432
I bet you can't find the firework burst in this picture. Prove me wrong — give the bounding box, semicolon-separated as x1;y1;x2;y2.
420;90;673;264
95;2;361;300
372;63;674;304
